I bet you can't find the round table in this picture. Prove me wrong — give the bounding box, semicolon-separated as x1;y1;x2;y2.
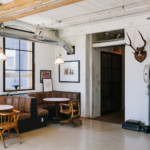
0;105;14;112
43;98;70;122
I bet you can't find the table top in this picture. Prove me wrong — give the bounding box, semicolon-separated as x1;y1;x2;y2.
0;105;14;111
43;98;70;102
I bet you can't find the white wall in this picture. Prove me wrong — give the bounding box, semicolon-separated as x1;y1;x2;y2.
0;38;55;95
125;26;150;125
60;12;150;37
91;47;101;117
1;12;150;123
86;35;92;117
59;12;150;124
34;42;55;92
53;35;87;117
0;37;4;93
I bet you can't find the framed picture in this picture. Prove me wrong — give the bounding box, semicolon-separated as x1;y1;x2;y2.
67;46;75;55
40;70;51;83
59;60;80;83
43;79;53;91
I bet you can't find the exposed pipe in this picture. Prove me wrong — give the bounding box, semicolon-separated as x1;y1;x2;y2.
0;27;73;53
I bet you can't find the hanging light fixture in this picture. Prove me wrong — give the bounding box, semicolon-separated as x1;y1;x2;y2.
55;53;64;65
0;47;6;61
55;45;64;65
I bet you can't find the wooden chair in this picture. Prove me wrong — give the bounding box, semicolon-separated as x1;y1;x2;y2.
59;100;82;127
0;110;21;148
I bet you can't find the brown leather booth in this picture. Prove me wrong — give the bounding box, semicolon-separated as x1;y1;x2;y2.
0;91;80;132
28;91;80;119
0;96;48;133
0;96;32;120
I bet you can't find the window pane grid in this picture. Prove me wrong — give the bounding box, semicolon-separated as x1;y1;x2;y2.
5;48;32;52
4;37;34;91
5;70;33;71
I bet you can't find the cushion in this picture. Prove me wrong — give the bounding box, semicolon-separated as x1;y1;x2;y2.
24;97;31;113
0;96;31;113
19;113;31;120
0;97;6;105
37;108;48;116
38;104;55;110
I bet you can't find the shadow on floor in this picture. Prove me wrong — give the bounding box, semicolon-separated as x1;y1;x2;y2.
92;111;124;124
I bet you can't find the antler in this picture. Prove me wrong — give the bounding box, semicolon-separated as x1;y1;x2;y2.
138;31;146;48
125;32;137;52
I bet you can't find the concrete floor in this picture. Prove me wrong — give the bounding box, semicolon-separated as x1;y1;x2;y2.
0;119;150;150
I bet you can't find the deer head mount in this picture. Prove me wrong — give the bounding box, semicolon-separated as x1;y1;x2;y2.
126;31;147;62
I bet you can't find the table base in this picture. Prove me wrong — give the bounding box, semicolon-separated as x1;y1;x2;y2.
52;116;62;123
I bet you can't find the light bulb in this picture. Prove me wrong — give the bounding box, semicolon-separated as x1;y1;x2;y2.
55;53;64;65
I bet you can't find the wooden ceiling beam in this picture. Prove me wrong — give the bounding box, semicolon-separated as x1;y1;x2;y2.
0;0;30;10
0;0;54;16
0;0;83;23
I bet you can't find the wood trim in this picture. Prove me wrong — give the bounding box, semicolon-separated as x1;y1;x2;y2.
0;0;30;10
0;0;83;23
0;0;53;15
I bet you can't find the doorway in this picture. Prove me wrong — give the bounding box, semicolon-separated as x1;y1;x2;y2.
94;46;124;124
101;52;122;114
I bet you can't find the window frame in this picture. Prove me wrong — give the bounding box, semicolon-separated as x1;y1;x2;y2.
3;37;35;92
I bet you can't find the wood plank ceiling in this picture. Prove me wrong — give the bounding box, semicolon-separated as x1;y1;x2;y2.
0;0;83;23
17;0;150;29
1;0;150;29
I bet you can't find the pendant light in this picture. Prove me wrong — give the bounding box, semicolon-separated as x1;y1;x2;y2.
0;47;6;61
55;53;64;65
55;45;64;65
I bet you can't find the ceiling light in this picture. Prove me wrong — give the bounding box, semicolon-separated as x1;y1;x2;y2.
0;47;6;61
55;53;64;65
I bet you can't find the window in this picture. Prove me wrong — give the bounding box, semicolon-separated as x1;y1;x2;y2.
4;37;35;91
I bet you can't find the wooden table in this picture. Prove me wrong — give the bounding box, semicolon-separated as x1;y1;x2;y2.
0;105;14;112
43;98;70;122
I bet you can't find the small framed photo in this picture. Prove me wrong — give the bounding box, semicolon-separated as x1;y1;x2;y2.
40;70;51;83
59;60;80;83
67;46;75;55
43;79;53;92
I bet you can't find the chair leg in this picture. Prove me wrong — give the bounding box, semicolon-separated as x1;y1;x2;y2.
0;130;6;148
72;119;75;128
8;130;10;139
15;128;21;144
80;120;82;125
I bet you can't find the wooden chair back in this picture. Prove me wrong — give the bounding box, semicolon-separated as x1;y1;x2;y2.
60;100;80;118
59;100;82;127
0;110;20;148
0;110;19;130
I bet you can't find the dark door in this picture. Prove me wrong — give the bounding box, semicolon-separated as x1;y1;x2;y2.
101;52;122;115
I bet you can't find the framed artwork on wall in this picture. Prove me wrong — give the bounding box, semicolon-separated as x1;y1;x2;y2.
43;79;53;91
40;70;51;83
59;60;80;83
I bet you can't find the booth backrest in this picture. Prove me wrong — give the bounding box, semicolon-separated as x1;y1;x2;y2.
0;96;32;113
28;91;80;105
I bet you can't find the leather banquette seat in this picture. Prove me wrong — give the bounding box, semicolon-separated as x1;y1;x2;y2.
28;91;80;118
0;96;48;133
